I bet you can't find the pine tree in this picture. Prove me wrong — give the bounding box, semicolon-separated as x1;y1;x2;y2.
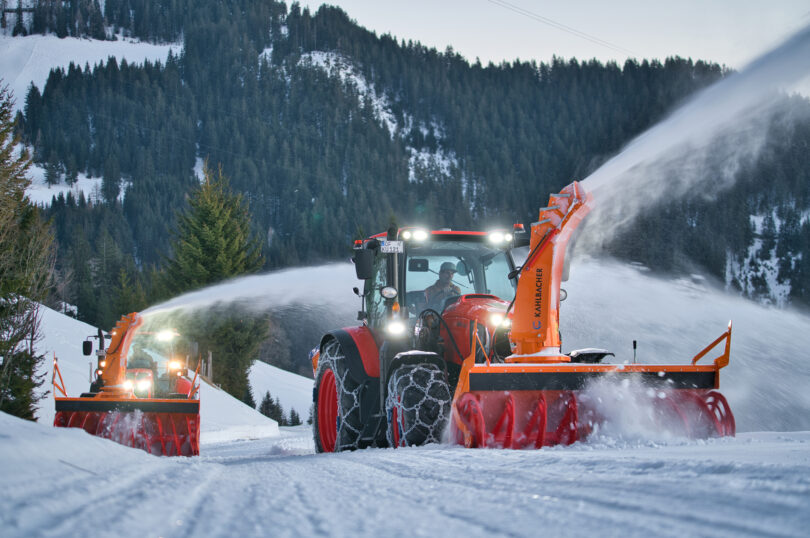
0;84;55;419
243;382;256;408
289;407;301;426
165;161;263;294
276;400;287;426
258;390;287;425
162;161;267;400
259;391;273;416
44;156;61;186
12;1;27;37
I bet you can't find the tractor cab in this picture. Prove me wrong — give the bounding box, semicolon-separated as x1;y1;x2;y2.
353;227;528;366
124;328;192;398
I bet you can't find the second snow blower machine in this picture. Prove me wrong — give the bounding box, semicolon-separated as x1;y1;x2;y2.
53;313;201;456
311;181;735;451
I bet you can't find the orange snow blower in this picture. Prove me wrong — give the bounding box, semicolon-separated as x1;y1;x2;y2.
451;182;734;447
53;313;201;456
311;180;734;452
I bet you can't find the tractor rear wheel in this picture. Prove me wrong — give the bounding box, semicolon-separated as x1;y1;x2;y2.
386;363;452;447
312;339;364;452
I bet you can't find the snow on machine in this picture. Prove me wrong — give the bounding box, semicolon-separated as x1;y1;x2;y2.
311;181;735;451
53;313;201;456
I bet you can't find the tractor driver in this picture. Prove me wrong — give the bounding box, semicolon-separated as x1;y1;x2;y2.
425;261;461;311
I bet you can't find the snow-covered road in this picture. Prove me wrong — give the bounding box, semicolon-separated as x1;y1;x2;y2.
2;413;808;538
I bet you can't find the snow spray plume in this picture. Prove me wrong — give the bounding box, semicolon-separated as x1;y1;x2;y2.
579;377;701;445
140;263;360;331
578;23;810;251
561;259;810;433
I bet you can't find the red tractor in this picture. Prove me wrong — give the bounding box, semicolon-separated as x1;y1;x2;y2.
311;182;735;451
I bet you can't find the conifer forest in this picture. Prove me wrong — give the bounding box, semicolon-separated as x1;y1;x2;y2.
6;1;810;376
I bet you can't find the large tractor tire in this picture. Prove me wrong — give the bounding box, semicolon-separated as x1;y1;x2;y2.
386;363;452;447
312;339;364;452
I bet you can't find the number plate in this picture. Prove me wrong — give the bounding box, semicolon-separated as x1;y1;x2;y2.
380;241;404;253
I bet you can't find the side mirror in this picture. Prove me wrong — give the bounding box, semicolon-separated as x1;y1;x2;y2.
83;341;93;356
408;258;429;272
353;249;375;280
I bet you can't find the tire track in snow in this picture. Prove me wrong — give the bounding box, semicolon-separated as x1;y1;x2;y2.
3;457;180;537
310;445;808;537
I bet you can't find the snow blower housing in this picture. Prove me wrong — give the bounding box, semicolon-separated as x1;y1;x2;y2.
53;313;201;456
311;181;735;451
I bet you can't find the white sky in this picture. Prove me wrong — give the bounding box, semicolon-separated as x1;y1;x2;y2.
299;1;810;69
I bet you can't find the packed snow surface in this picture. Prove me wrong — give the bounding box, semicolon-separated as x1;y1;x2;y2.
1;412;809;537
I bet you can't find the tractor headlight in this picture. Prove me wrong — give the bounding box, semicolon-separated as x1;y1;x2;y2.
156;330;176;342
489;313;511;328
402;229;428;241
137;379;151;392
386;320;406;335
168;360;182;371
488;231;513;244
123;380;134;391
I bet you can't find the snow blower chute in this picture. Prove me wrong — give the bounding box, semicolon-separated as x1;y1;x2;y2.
311;180;735;452
53;313;201;456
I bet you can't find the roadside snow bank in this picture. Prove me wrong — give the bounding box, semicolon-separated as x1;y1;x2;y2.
249;360;313;421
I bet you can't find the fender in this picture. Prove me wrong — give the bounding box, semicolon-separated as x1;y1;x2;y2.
321;326;380;383
386;351;447;386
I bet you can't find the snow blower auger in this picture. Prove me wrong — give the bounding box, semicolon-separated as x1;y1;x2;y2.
310;180;734;452
53;313;201;456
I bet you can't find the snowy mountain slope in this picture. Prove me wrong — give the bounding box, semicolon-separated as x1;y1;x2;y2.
0;33;182;206
24;162;112;206
1;410;808;538
0;34;181;112
249;360;313;419
296;49;462;187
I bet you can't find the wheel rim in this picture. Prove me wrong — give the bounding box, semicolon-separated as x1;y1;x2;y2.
318;368;338;452
392;401;402;447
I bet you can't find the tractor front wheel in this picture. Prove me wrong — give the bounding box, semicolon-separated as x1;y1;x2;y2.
386;363;452;447
312;339;364;452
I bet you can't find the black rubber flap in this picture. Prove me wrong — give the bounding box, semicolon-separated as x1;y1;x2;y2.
55;398;199;414
469;370;716;391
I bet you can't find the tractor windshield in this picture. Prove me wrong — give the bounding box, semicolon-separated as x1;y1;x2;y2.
403;239;516;315
127;330;186;373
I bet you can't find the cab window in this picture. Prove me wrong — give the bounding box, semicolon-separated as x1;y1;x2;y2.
364;254;388;328
482;250;516;301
